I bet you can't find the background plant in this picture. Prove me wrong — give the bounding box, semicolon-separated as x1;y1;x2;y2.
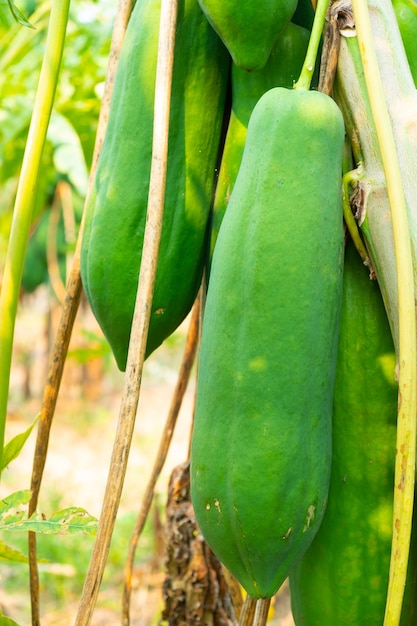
0;0;114;278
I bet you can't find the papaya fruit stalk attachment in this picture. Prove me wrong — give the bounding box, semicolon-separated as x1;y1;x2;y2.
74;0;178;624
339;0;417;622
294;0;331;91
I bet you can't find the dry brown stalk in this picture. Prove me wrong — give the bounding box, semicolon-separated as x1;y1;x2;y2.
27;1;135;624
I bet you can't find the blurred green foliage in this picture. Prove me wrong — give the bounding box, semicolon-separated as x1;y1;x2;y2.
0;0;115;291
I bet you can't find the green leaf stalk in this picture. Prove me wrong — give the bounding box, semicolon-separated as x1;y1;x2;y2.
0;0;70;475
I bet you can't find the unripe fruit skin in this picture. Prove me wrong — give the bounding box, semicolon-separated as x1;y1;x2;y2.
80;0;229;370
191;87;345;599
197;0;298;70
210;22;310;263
290;241;399;624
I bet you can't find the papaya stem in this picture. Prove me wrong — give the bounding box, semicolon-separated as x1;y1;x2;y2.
0;0;69;477
351;0;417;624
294;0;330;90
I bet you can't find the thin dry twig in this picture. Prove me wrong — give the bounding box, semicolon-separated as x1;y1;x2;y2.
238;595;257;626
253;598;271;626
221;566;244;620
318;0;350;95
74;0;179;623
27;1;134;624
28;256;84;626
121;294;201;625
46;182;74;304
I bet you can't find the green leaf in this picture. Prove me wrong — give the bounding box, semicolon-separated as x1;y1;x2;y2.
0;538;29;563
0;611;21;626
0;502;98;536
0;490;32;515
2;414;38;471
6;0;34;28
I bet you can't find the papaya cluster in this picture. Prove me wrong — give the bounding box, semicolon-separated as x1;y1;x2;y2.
80;0;417;623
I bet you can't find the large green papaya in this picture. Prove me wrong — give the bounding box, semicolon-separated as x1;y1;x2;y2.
289;241;399;624
197;0;298;70
209;21;310;263
80;0;229;371
190;86;345;599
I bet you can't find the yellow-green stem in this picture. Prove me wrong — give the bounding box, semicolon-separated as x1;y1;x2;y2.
0;0;69;475
294;0;330;91
351;0;417;624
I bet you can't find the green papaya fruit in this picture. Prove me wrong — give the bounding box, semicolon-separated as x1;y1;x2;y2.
289;240;401;624
190;86;345;599
209;21;310;263
80;0;229;371
392;0;417;85
292;0;315;31
197;0;298;71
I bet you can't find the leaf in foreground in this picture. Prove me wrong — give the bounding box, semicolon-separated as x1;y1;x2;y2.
0;489;31;514
1;415;39;472
1;506;98;536
0;612;21;626
0;491;97;535
0;539;29;563
6;0;34;28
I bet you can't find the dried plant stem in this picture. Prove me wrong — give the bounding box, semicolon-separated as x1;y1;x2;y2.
73;0;178;623
221;566;244;619
318;0;344;95
28;258;83;626
121;294;200;625
238;595;257;626
27;2;134;624
46;183;73;304
253;598;271;626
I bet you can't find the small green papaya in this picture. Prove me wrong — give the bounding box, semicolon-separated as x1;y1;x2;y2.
209;21;310;263
80;0;229;371
197;0;298;70
289;241;401;624
190;86;345;599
